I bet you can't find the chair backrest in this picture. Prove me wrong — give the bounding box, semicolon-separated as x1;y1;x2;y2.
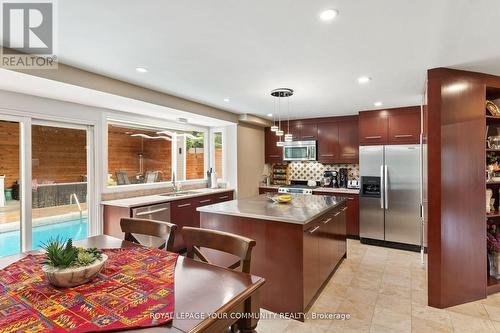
145;171;160;183
182;227;256;273
120;218;177;251
116;171;130;185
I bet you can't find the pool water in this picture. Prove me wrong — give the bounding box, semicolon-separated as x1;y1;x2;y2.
0;218;88;257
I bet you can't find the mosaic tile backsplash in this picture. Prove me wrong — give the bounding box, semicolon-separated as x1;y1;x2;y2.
286;162;359;181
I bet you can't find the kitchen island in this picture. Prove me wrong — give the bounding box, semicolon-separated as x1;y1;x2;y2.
198;194;347;318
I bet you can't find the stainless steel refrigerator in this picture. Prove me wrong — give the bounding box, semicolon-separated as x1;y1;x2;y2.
359;145;421;246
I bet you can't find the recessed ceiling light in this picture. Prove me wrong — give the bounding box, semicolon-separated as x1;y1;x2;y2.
358;76;372;84
374;101;383;107
223;98;230;102
135;67;148;73
267;113;273;117
319;9;339;21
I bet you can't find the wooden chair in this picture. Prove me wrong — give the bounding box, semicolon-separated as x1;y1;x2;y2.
120;218;177;251
182;227;256;273
116;171;130;185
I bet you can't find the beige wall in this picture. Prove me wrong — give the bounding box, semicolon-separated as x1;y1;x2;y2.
237;123;265;199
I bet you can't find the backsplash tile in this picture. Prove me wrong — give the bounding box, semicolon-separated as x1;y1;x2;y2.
287;161;359;181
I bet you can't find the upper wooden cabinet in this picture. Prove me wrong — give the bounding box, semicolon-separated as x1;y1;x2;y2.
359;106;421;145
317;122;339;163
265;115;358;164
265;127;283;164
388;108;421;144
338;119;359;163
290;121;318;141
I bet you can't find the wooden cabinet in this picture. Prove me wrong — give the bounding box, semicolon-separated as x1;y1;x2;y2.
302;203;347;307
313;191;359;238
345;195;359;237
259;187;278;194
265;115;359;164
265;127;282;164
338;120;359;163
359;106;421;145
359;111;388;145
388;108;421;144
171;198;197;252
103;190;234;253
300;123;318;140
303;222;320;306
290;121;318;141
317;122;339;163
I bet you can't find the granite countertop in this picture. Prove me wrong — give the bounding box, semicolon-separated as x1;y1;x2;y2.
259;184;359;195
197;194;347;225
101;188;234;208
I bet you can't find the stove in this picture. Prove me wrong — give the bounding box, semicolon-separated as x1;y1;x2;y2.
278;180;316;195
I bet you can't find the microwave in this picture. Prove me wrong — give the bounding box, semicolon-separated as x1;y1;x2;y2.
283;140;317;161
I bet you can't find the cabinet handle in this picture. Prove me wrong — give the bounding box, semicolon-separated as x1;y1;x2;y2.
302;135;315;139
347;197;354;200
322;217;332;224
334;211;341;217
309;226;320;234
320;154;334;157
365;136;382;139
269;155;280;157
177;203;192;208
342;153;356;156
219;195;229;199
136;207;168;216
342;207;348;211
199;199;212;204
394;134;413;138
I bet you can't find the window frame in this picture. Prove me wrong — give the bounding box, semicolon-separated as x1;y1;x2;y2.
210;127;226;181
102;114;209;193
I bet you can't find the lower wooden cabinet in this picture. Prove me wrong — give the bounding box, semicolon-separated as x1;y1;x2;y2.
303;203;347;307
103;190;234;253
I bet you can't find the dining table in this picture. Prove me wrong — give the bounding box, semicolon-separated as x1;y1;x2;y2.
0;235;266;333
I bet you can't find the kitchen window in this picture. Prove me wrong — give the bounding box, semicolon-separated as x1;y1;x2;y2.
211;129;224;180
107;122;209;187
107;123;173;186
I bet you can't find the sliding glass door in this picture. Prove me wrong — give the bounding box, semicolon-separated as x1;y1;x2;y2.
0;116;94;256
0;118;22;256
30;122;90;249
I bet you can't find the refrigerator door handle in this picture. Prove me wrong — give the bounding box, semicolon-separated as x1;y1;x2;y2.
384;165;389;210
380;165;384;209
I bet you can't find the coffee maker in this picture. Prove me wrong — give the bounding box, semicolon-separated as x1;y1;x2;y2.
323;170;338;188
339;168;349;188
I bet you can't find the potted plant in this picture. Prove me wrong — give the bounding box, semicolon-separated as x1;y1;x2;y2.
41;238;108;288
488;225;500;279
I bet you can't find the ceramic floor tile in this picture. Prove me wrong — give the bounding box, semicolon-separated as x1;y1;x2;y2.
375;293;412;315
447;301;489;320
412;317;454;333
484;304;500;322
371;306;411;332
448;312;496;333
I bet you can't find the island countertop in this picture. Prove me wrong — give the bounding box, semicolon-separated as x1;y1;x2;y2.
197;193;347;225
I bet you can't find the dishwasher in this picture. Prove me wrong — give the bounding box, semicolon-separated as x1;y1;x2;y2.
131;203;171;248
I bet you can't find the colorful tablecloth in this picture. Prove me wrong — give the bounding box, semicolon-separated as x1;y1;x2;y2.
0;247;178;332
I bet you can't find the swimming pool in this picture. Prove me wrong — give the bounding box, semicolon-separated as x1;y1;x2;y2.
0;218;87;257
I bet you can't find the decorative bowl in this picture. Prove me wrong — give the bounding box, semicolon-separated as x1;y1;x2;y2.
42;254;108;288
487;100;500;116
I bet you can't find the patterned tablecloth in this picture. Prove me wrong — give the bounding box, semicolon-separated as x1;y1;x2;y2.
0;247;178;332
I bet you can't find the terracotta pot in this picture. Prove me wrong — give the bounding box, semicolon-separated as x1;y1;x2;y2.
42;254;108;288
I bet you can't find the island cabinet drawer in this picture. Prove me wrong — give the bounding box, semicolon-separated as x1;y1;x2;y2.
303;205;347;307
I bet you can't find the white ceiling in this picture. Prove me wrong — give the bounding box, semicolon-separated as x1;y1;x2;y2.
52;0;500;119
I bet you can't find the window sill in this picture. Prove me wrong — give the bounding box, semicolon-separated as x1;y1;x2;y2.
102;179;208;194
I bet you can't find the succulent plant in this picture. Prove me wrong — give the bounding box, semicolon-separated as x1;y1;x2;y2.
42;238;103;269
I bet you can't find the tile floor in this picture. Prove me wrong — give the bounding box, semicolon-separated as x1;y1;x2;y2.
255;239;500;333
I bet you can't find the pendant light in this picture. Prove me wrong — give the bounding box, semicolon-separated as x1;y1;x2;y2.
271;88;293;147
270;96;279;132
284;93;293;142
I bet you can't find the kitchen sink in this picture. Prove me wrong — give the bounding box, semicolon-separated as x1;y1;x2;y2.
159;191;198;197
